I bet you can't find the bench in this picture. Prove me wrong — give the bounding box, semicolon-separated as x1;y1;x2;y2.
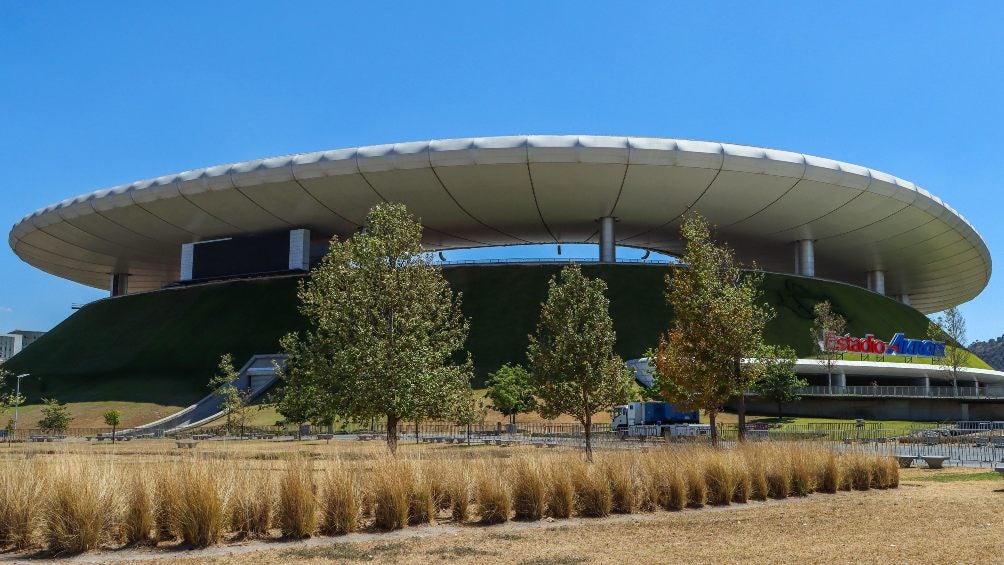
896;456;915;468
317;433;334;443
922;456;948;469
176;440;198;449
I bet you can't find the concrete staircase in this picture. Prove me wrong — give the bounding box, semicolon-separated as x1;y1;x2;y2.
123;354;286;436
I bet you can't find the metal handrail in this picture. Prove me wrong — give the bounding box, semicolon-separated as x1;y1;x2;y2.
795;385;1004;399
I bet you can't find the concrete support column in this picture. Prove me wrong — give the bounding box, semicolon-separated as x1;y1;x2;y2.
794;240;815;277
110;273;129;297
897;294;911;306
599;217;617;263
866;270;886;295
288;229;310;271
833;373;846;388
180;243;194;281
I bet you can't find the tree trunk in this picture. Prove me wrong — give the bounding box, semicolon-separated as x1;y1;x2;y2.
735;359;746;443
386;413;399;456
777;401;783;420
583;412;594;463
708;410;718;447
737;394;747;443
112;425;116;444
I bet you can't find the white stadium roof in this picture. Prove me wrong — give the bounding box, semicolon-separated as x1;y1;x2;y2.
8;135;990;312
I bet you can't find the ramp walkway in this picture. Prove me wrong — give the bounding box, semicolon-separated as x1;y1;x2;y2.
120;354;286;437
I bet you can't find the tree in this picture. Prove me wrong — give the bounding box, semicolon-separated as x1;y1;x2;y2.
103;410;121;443
485;364;537;427
38;398;72;434
527;263;633;461
209;353;252;437
811;301;847;389
449;391;488;445
751;345;806;418
651;214;772;445
928;306;972;388
278;202;473;455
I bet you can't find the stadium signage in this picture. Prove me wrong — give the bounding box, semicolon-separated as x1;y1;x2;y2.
824;331;945;358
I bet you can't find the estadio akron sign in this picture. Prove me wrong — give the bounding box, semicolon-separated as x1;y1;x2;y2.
824;331;946;358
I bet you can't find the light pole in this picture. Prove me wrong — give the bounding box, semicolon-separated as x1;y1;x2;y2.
12;373;28;436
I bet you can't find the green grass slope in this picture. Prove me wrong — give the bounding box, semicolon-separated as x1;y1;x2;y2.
5;264;975;404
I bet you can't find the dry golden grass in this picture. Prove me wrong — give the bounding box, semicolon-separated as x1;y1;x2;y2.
0;440;898;557
146;471;1002;565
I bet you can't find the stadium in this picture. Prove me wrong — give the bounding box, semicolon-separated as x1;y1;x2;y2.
5;135;1001;423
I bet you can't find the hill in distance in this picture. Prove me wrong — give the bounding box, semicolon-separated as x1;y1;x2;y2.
969;336;1004;371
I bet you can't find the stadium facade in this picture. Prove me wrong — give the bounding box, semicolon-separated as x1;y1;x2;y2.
7;135;1001;420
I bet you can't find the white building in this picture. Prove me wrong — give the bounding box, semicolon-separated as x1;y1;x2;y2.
0;330;46;363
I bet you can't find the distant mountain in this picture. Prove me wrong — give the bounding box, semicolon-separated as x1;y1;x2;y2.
970;336;1004;371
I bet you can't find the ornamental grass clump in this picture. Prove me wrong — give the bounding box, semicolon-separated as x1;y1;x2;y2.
818;450;841;494
229;468;274;539
121;470;154;545
475;464;512;524
0;458;46;550
845;452;873;491
704;451;742;506
789;446;817;496
684;455;708;508
319;464;359;535
174;462;230;548
603;456;636;514
740;445;770;501
765;446;793;499
444;466;471;522
546;458;575;519
512;457;547;521
571;461;611;517
152;466;181;542
277;455;316;538
371;460;410;530
43;459;121;554
408;465;435;525
885;457;900;488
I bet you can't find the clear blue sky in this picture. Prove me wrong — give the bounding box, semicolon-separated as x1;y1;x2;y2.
1;2;1002;341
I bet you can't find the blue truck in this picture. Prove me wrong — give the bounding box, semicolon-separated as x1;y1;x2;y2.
611;401;705;439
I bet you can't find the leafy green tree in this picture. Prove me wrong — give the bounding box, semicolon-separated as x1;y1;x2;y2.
103;409;121;443
38;398;72;434
209;353;251;436
927;306;972;388
278;202;473;455
652;214;771;445
527;263;633;461
485;364;537;427
751;345;806;418
450;391;488;445
811;300;847;388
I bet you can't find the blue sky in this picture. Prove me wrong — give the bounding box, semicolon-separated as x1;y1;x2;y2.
1;1;1002;341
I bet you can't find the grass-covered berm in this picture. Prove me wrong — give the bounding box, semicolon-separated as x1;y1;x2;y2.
7;263;973;408
0;441;896;556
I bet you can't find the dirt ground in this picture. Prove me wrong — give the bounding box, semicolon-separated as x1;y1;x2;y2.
21;466;1002;565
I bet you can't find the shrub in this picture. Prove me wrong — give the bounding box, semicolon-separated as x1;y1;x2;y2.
277;456;317;538
319;465;359;535
0;458;46;550
43;460;120;554
512;457;547;521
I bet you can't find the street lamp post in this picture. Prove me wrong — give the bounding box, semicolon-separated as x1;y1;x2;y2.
12;373;28;436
